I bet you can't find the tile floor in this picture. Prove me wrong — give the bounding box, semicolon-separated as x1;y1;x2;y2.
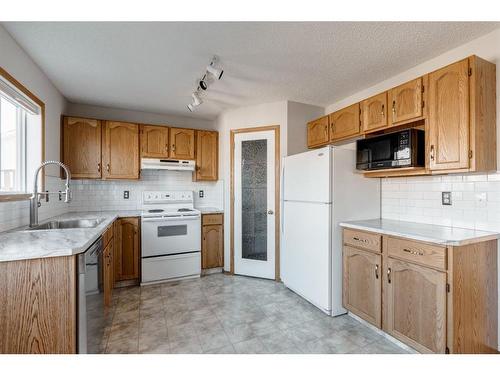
102;273;410;354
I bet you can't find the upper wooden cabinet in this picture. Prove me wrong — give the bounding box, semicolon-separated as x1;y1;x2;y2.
140;125;169;158
390;77;424;125
428;56;496;173
307;115;329;148
361;92;388;133
62;117;102;178
329;103;360;141
102;121;140;180
170;127;195;159
194;130;218;181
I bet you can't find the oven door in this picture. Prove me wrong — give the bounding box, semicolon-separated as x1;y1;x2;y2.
141;215;201;257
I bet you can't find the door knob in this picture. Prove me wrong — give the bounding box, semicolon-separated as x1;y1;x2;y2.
267;209;274;215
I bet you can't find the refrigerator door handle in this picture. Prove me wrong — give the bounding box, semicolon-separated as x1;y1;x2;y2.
281;163;285;233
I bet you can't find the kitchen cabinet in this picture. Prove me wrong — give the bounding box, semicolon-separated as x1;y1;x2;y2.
329;103;360;141
113;217;140;285
389;77;424;125
342;246;382;328
140;124;170;158
0;256;77;353
201;214;224;269
361;92;388;133
428;56;496;173
102;121;140;179
194;130;218;181
170;127;195;160
342;228;498;353
307;115;329;148
103;224;114;308
62;117;102;178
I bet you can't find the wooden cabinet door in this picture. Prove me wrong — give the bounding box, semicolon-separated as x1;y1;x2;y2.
102;121;140;179
103;241;114;308
330;103;360;141
343;246;382;328
140;125;169;158
385;257;447;353
361;92;388;133
202;224;224;269
195;130;218;181
170;127;195;159
428;59;470;171
390;77;423;125
307;115;329;148
62;117;102;178
114;217;140;282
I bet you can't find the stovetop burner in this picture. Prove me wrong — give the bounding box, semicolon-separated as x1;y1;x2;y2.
148;209;164;213
178;208;194;212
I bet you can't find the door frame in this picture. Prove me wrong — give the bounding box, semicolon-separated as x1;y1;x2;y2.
230;125;280;281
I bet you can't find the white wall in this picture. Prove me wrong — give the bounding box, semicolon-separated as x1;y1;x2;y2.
287;101;324;156
66;102;215;130
325;27;500;349
215;101;288;271
0;25;69;230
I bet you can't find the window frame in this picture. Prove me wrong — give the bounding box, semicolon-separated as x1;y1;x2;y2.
0;66;45;202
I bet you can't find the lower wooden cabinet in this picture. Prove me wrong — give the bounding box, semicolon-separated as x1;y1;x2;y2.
384;257;447;353
343;246;382;328
113;217;140;285
342;228;498;354
201;214;224;269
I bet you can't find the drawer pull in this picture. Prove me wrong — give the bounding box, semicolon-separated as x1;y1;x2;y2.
352;237;368;243
375;264;379;279
387;267;392;284
403;248;424;256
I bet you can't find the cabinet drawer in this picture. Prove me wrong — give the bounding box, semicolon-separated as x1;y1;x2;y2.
387;237;446;270
343;229;381;253
202;214;223;225
103;224;114;245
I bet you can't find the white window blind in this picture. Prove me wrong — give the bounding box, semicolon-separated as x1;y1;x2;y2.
0;75;40;115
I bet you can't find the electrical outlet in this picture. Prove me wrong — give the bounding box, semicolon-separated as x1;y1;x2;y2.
123;190;129;199
199;190;204;198
442;191;452;206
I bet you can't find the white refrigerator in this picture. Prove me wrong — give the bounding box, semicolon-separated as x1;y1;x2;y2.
282;146;380;316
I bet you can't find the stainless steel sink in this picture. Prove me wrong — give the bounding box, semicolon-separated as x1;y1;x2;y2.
28;218;105;230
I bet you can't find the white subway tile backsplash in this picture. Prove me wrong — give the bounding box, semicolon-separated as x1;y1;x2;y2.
381;172;500;233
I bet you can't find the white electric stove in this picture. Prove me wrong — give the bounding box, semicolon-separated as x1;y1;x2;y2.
140;191;201;284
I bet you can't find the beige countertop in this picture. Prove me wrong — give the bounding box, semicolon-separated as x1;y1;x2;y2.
0;210;142;263
197;206;224;214
339;218;500;246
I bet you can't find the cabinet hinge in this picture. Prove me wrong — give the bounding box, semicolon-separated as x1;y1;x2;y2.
422;100;425;109
421;85;425;93
468;68;472;77
469;150;473;159
446;283;450;293
445;347;450;354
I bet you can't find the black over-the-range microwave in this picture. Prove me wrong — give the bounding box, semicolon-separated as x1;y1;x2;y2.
356;129;425;171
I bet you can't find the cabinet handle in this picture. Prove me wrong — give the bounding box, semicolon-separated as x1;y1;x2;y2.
352;236;368;243
403;248;424;256
97;163;101;173
392;100;396;117
375;264;379;279
165;144;169;152
330;122;335;134
381;104;385;117
430;145;435;161
106;164;110;172
172;144;176;151
387;267;392;284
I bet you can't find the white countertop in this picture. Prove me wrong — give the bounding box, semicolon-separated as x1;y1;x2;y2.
0;210;142;263
339;219;500;246
196;206;224;214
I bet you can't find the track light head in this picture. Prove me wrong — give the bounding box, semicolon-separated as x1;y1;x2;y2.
192;92;203;106
187;103;194;112
206;65;223;80
198;79;208;91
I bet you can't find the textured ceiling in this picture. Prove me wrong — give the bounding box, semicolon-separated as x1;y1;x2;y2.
3;22;499;119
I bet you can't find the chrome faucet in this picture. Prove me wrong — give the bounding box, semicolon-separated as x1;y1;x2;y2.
30;160;72;227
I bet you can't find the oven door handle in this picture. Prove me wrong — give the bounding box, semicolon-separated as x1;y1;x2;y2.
142;216;200;222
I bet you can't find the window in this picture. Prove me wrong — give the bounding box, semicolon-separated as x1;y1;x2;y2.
0;70;43;198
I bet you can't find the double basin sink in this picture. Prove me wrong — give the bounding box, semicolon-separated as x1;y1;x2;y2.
27;218;105;231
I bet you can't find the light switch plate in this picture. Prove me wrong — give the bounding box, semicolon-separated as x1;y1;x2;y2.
442;191;452;206
123;191;129;199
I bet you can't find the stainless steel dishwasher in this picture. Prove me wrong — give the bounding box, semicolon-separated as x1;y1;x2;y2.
77;237;106;354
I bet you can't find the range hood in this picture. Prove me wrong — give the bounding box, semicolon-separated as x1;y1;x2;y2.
141;158;195;171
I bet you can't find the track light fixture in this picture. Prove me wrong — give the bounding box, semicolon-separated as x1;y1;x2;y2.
186;55;224;112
